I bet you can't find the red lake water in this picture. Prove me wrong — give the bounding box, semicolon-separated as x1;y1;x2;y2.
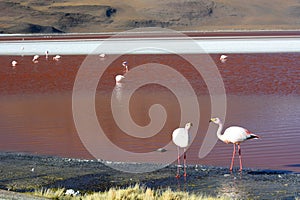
0;53;299;172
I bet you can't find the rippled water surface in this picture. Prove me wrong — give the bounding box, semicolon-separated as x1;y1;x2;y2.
0;53;299;172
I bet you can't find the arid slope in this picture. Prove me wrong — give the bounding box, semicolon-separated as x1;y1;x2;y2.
0;0;300;33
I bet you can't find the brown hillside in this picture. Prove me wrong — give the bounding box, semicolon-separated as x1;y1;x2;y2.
0;0;300;33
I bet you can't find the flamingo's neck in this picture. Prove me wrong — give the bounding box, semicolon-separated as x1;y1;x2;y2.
216;122;224;141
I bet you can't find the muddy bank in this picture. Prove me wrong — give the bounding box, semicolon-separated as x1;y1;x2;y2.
0;152;299;199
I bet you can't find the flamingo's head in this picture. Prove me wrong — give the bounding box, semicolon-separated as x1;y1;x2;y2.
185;122;193;130
122;61;128;67
209;117;221;124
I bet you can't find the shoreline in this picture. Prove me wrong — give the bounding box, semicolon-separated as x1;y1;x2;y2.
0;151;299;199
1;30;300;41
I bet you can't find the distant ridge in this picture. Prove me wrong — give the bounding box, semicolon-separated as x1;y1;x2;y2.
1;0;300;34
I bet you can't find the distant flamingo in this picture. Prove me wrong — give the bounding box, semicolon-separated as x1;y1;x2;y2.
115;61;129;83
11;60;17;67
53;55;61;61
220;55;228;63
209;117;259;172
172;122;193;178
122;61;129;73
45;50;49;59
32;55;39;63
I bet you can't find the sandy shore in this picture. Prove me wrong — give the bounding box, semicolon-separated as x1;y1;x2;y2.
0;152;298;199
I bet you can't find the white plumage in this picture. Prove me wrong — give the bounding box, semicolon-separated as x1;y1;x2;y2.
32;55;39;63
11;60;17;67
53;55;61;61
115;75;125;83
172;122;192;177
172;125;190;148
220;54;228;63
221;126;251;144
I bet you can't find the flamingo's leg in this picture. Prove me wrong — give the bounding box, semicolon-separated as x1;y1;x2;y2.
176;146;180;178
183;148;187;177
238;144;243;172
230;144;236;171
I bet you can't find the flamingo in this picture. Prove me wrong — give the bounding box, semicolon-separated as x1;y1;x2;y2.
11;60;17;68
53;55;61;61
99;53;106;58
172;122;193;178
115;61;129;84
220;54;228;63
45;50;49;59
32;55;39;63
209;117;259;172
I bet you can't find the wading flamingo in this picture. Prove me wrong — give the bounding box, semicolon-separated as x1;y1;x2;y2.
220;54;228;63
172;122;193;178
115;61;129;83
11;60;17;68
53;55;61;61
209;117;259;172
122;61;129;73
32;55;39;63
45;50;49;59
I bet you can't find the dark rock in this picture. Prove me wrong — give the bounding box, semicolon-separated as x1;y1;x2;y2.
5;23;64;34
106;7;117;17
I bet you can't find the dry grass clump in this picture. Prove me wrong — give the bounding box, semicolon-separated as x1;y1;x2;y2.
33;187;65;199
32;184;229;200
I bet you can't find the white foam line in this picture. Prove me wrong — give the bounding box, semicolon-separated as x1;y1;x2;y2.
1;36;300;55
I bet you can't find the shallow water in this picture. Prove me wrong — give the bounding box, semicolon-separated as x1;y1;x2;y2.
0;53;299;172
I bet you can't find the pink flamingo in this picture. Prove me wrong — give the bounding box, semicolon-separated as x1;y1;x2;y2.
209;117;259;172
